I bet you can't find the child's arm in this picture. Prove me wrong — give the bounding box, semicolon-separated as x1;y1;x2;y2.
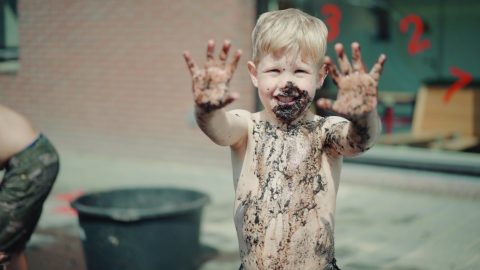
183;40;248;147
317;42;386;157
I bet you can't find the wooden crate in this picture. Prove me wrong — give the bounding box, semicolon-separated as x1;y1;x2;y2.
413;84;480;138
379;83;479;151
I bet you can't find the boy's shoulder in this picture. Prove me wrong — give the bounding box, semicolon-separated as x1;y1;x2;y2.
226;110;351;131
227;109;253;128
322;115;349;125
305;115;350;131
245;112;350;126
228;109;252;119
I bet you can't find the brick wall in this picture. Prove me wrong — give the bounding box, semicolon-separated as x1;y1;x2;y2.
0;0;256;167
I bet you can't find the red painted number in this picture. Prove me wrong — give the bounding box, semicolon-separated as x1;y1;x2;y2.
400;14;431;55
321;4;342;42
54;190;84;216
443;67;473;103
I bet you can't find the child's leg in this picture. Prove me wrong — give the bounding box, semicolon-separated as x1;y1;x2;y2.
0;135;59;270
0;252;11;270
7;252;28;270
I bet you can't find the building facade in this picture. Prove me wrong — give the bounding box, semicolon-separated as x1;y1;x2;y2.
0;0;257;166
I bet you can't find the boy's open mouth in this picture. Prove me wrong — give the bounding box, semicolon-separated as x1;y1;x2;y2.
274;81;302;106
275;94;300;106
272;82;312;123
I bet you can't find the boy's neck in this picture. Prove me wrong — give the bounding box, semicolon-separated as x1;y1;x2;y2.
260;109;315;129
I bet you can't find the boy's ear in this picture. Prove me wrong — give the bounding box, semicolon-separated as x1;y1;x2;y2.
316;64;328;88
247;61;258;88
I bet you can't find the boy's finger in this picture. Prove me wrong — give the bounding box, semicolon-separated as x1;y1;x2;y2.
324;56;339;85
183;51;198;76
316;98;334;111
227;50;242;76
369;54;387;81
351;42;366;73
206;40;215;64
219;40;231;65
335;43;352;75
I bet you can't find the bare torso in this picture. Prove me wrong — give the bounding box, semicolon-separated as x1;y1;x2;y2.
232;110;342;270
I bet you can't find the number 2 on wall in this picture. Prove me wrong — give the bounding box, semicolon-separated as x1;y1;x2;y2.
400;14;431;55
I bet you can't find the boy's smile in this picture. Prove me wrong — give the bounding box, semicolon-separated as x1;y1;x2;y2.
274;81;301;105
272;82;312;123
248;53;326;124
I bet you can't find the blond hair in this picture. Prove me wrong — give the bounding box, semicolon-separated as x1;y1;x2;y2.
252;8;328;67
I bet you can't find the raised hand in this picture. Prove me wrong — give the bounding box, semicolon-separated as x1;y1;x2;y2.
183;40;242;112
317;42;386;117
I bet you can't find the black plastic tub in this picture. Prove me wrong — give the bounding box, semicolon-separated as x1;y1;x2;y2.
71;187;210;270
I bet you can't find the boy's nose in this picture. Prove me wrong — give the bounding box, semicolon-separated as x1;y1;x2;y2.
277;74;295;89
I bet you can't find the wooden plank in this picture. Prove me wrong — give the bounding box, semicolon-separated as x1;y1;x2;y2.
378;132;453;145
442;137;479;151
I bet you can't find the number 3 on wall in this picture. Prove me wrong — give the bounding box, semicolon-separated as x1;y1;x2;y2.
321;4;342;42
400;14;431;55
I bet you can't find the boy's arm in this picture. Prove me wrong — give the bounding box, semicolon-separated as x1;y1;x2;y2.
184;40;248;146
318;42;386;157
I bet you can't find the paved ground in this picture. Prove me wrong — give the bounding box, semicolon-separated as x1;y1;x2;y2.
25;148;480;270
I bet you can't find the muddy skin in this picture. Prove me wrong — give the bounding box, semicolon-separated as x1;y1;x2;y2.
272;82;312;124
320;118;372;157
335;90;375;153
193;68;231;112
197;99;227;113
323;121;348;156
195;85;230;112
350;117;371;152
238;118;338;269
329;71;376;153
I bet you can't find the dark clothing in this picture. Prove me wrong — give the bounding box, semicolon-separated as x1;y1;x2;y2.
0;134;59;256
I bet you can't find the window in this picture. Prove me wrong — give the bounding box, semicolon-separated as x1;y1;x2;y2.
0;0;19;73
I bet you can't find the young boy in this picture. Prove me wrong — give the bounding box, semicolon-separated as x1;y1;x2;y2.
183;8;385;270
0;105;60;270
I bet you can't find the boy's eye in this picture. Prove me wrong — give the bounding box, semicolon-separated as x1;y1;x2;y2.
267;69;281;73
295;69;308;74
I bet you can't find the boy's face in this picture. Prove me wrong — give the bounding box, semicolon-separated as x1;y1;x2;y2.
248;52;326;123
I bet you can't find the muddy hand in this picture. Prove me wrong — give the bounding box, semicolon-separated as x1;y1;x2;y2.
317;42;386;116
183;40;242;112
